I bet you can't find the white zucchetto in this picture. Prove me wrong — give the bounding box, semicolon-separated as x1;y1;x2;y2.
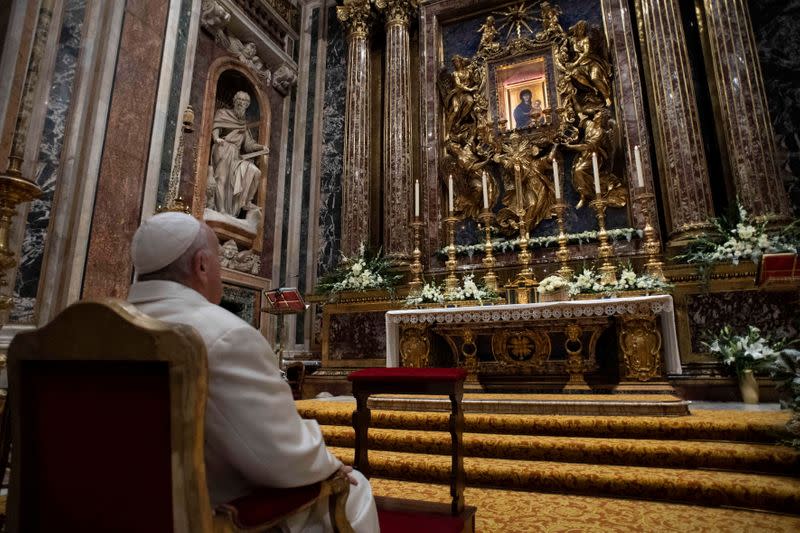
131;212;202;275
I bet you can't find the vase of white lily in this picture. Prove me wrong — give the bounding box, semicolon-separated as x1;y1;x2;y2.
739;369;759;404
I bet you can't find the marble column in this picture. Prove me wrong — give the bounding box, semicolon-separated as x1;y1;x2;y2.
378;0;417;261
636;0;715;246
700;0;791;222
336;0;373;258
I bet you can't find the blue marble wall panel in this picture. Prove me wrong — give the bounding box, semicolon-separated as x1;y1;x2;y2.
317;5;346;276
156;0;194;206
749;0;800;214
12;0;87;322
440;0;627;245
296;6;320;344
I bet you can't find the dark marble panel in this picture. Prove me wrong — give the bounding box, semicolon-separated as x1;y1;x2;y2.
11;0;86;322
329;311;387;360
156;0;193;207
687;291;799;352
749;0;800;214
317;6;346;276
296;7;320;344
220;283;259;328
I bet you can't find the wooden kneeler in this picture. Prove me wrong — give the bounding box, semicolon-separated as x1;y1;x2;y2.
348;368;476;533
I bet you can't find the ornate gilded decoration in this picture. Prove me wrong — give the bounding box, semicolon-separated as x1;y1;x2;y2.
200;1;272;84
376;0;418;27
618;314;662;381
400;324;430;368
491;329;550;369
337;0;373;39
437;1;623;234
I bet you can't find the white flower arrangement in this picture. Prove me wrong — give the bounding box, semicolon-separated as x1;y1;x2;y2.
537;275;569;294
316;242;401;297
702;325;784;377
678;202;799;267
567;266;672;296
437;228;642;258
405;274;495;306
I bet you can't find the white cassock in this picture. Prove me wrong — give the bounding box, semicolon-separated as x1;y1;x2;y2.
128;280;379;533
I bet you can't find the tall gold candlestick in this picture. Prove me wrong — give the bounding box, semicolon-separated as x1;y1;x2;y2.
589;197;617;284
444;215;459;296
408;217;424;294
477;209;498;292
636;190;666;281
553;201;573;280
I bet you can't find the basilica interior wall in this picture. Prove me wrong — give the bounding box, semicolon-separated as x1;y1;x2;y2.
0;0;796;394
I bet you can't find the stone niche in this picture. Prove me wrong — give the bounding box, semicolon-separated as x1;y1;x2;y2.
195;62;271;254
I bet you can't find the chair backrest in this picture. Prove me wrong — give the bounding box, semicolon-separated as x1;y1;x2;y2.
6;299;213;533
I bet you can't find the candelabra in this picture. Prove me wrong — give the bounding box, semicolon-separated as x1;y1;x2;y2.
636;190;666;281
477;209;498;292
444;215;459;296
589;196;617;285
0;157;41;312
553;201;573;280
408;217;424;294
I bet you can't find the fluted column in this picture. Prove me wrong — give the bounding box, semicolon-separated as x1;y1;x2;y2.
378;0;417;261
700;0;791;222
337;0;373;257
636;0;715;246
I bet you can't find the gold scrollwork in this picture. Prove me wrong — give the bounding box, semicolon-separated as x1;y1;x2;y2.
437;1;624;232
491;329;550;369
399;324;430;368
618;314;662;381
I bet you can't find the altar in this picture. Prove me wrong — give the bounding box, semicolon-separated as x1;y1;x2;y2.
385;295;681;392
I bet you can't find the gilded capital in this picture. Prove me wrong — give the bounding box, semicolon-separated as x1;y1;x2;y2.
375;0;418;27
337;0;374;38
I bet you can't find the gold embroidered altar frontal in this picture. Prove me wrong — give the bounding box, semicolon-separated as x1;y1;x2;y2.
385;295;680;391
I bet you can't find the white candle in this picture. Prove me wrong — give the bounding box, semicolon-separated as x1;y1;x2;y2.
592;152;601;194
552;158;561;199
448;174;454;213
634;145;645;188
481;171;489;209
414;179;420;217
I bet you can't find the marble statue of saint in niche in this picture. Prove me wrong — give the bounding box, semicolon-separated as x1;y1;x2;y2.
208;90;268;227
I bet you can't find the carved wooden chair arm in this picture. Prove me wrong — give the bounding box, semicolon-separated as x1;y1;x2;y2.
212;470;353;533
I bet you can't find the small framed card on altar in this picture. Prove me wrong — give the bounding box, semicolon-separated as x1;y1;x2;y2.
264;287;308;315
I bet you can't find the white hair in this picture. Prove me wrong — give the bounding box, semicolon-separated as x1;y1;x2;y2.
137;226;214;284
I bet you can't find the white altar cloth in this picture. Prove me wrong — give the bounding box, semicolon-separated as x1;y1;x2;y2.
385;294;682;374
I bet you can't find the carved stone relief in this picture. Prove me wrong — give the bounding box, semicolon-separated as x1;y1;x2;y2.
220;239;262;274
272;64;297;96
200;0;272;85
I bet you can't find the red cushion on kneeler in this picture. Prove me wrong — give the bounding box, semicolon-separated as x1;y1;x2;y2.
220;483;322;528
378;509;465;533
348;368;468;382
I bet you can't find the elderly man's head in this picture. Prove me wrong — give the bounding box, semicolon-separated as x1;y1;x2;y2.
131;212;223;304
232;91;251;119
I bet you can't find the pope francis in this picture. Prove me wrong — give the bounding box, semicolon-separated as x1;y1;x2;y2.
127;212;379;533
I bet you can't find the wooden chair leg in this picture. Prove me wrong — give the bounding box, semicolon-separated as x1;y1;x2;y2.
449;391;465;515
352;391;371;478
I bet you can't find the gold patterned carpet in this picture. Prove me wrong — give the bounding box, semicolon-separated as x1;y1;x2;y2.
370;479;800;532
297;400;800;515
